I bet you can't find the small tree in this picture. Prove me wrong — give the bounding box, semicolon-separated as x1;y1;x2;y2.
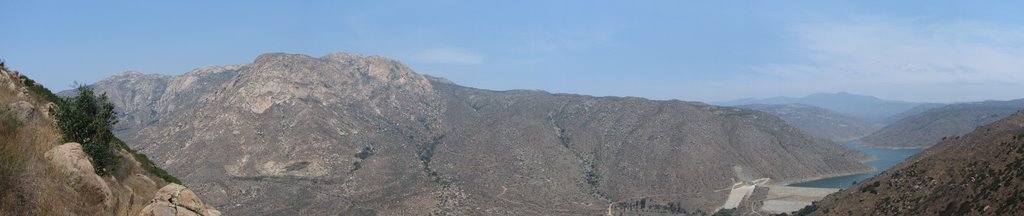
54;85;119;175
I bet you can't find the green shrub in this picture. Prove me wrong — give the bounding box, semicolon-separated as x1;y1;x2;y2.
53;85;119;175
50;84;181;182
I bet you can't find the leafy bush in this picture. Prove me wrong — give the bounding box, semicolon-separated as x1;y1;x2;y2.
53;85;119;175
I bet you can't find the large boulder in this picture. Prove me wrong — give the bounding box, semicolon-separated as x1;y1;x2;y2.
43;143;114;208
6;101;36;122
2;77;15;90
139;183;221;216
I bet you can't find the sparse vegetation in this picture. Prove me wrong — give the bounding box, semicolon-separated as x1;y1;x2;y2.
612;198;704;215
354;146;374;159
114;138;181;184
712;208;735;216
351;161;362;171
792;201;819;216
18;75;60;103
0;107;25;197
1;64;187;215
770;201;819;216
1;70;82;215
47;84;180;182
860;181;881;194
419;135;444;182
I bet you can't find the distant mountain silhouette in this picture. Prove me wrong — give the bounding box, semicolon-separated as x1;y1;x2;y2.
739;104;884;141
718;92;931;123
880;103;946;124
859;99;1024;148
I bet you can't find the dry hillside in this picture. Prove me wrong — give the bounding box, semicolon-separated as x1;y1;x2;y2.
85;52;871;215
0;66;218;216
859;100;1024;148
739;104;883;141
814;110;1024;215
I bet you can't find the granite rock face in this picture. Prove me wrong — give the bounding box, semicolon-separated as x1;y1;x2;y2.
6;101;36;122
86;52;870;215
139;183;221;216
44;143;114;209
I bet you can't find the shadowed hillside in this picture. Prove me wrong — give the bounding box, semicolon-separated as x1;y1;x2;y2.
859;99;1024;148
718;92;928;123
738;104;883;141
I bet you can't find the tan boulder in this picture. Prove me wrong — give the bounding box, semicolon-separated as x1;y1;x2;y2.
15;86;28;99
3;78;15;90
43;143;114;208
140;201;177;216
7;101;36;122
41;102;56;118
139;183;220;216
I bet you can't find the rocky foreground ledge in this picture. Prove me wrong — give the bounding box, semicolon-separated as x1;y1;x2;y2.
140;183;221;216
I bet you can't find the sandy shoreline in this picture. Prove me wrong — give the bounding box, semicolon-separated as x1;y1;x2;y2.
860;145;928;150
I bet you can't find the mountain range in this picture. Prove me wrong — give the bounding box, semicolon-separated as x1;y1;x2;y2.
718;92;938;123
858;99;1024;148
79;52;871;215
738;104;883;141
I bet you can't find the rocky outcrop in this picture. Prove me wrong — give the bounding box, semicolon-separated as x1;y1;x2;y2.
85;52;870;215
139;183;221;216
6;101;36;123
43;143;114;209
2;69;214;215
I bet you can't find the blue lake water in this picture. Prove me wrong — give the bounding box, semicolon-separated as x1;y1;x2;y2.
789;141;922;188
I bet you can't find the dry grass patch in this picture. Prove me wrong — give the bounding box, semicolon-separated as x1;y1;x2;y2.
0;72;105;215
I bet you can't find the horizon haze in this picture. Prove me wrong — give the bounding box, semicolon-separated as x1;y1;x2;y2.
3;1;1024;103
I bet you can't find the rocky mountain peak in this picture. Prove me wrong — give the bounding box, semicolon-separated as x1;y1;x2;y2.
105;71;169;82
220;52;438;114
182;65;244;76
244;52;423;82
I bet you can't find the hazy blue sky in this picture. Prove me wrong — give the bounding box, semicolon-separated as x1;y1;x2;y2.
3;1;1023;103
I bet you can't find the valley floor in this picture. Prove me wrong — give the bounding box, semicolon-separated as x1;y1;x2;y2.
717;177;839;214
758;186;838;214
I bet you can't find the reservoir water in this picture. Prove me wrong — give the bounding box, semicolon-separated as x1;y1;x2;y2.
789;141;922;188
